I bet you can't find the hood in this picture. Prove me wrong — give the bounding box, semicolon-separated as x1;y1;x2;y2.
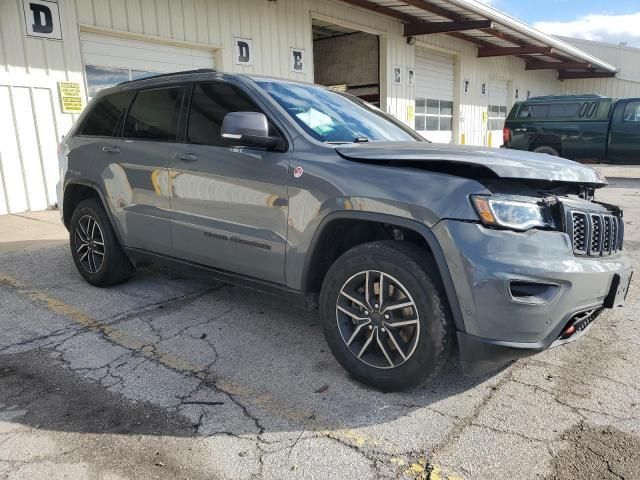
335;142;607;187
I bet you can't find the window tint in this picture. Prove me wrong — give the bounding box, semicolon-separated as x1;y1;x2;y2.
187;82;265;146
548;103;580;118
623;101;640;122
124;87;182;141
79;91;134;137
518;104;549;119
586;102;598;118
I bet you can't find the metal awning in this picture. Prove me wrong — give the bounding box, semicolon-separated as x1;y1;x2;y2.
341;0;617;79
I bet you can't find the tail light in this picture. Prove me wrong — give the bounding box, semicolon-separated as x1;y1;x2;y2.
502;127;511;145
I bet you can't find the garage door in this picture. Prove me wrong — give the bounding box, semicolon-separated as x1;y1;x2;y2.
488;80;508;148
414;47;455;144
81;32;215;98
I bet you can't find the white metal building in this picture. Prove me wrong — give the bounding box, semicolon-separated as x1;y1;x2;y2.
0;0;622;214
557;36;640;98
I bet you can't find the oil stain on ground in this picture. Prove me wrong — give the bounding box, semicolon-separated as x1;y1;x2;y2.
547;422;640;480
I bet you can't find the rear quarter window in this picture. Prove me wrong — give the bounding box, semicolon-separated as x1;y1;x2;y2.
78;91;134;137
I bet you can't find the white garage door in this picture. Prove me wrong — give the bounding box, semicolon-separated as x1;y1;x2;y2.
488;80;508;148
414;47;455;144
81;32;215;98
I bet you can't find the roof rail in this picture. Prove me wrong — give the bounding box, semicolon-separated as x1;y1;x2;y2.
527;94;607;101
117;68;217;86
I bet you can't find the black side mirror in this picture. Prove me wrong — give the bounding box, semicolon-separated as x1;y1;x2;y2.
221;111;282;150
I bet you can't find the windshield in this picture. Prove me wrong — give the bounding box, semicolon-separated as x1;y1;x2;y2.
255;80;421;143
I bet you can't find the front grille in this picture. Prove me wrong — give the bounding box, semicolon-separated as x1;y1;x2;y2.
568;210;623;256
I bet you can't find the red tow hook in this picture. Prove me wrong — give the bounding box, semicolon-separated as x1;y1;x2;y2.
562;325;576;338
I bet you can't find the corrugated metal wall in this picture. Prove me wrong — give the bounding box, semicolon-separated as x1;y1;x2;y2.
0;0;417;213
1;0;630;214
413;34;558;146
557;37;640;97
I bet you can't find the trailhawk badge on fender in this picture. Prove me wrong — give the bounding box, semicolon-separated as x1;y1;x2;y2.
293;166;304;178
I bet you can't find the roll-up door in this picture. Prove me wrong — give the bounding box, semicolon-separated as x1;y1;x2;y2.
80;32;215;98
414;47;455;144
488;80;508;148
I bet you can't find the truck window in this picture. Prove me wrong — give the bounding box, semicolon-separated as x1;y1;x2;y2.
548;103;580;118
78;91;134;137
518;104;549;119
123;86;182;141
623;101;640;122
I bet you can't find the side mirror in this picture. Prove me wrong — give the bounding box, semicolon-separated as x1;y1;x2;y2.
221;111;281;150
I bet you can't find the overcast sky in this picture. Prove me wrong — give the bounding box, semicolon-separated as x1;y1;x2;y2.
482;0;640;47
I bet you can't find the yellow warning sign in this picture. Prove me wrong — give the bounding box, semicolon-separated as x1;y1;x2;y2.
58;82;83;113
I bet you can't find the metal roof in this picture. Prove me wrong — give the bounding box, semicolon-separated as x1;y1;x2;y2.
341;0;617;79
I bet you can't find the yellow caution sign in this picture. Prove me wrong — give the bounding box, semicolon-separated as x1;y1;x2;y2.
58;82;83;113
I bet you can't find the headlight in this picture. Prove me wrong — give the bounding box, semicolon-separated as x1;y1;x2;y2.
471;195;556;231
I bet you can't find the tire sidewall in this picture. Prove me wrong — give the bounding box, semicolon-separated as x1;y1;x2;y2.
69;199;116;286
320;243;449;390
533;146;559;156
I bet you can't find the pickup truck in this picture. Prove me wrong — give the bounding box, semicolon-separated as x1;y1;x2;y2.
503;95;640;164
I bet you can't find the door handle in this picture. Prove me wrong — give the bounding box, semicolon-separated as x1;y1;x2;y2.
102;145;120;153
174;153;198;162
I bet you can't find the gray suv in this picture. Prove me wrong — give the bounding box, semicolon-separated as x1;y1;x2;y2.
57;69;632;390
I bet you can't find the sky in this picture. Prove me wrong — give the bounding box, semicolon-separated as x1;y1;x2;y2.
481;0;640;47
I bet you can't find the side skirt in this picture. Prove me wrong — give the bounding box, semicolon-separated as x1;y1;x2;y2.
124;247;319;311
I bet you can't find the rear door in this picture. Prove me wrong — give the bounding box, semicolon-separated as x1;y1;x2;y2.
609;99;640;163
169;81;290;284
116;85;186;256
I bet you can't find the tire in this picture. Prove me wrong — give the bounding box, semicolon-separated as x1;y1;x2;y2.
69;198;134;287
533;146;560;156
319;241;454;391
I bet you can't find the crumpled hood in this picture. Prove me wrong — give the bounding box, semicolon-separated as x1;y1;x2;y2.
336;142;607;187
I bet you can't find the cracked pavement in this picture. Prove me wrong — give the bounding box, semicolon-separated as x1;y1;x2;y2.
1;175;639;479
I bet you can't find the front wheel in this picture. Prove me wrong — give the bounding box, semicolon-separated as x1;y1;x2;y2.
70;198;134;286
319;241;454;391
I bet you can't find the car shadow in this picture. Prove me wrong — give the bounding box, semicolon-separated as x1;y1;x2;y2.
0;245;505;439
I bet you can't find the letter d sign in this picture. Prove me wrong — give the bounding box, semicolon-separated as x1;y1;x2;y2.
23;0;62;40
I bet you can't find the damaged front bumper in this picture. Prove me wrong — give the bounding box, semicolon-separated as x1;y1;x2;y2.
431;219;632;376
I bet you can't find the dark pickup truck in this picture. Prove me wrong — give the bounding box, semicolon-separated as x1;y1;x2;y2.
503;95;640;164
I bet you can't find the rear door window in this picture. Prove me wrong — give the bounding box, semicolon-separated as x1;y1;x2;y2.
79;91;134;137
124;86;182;141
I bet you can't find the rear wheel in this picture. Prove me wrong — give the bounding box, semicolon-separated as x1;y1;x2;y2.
533;145;559;156
70;198;134;286
319;241;453;391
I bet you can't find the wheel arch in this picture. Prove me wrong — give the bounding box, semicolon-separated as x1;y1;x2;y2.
62;181;125;246
300;211;465;332
528;134;563;155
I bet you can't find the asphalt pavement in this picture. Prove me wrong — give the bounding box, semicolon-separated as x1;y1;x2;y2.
0;170;639;479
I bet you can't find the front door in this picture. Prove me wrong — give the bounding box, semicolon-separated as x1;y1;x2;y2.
609;99;640;164
169;81;290;284
116;85;185;256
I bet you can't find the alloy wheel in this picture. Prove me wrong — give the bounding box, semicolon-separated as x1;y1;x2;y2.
336;270;420;369
74;214;105;274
